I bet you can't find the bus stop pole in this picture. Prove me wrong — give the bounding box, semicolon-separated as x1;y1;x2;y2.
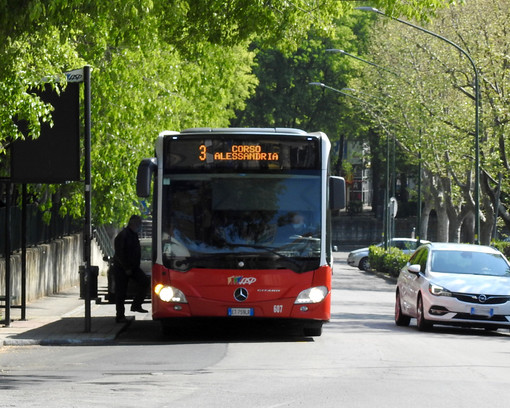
21;184;27;320
83;65;92;333
3;182;11;326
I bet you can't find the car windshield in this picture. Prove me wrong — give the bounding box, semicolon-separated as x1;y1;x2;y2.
430;250;510;276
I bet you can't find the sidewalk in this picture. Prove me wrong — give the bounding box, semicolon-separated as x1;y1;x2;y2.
0;274;137;346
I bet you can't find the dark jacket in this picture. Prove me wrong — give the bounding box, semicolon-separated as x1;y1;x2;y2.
113;227;141;272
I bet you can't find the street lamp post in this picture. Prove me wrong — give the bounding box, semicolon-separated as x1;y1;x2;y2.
309;81;391;249
309;82;368;104
330;50;422;244
356;6;481;243
327;51;401;246
326;49;399;76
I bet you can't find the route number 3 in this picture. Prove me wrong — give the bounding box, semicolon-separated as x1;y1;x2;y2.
199;144;207;161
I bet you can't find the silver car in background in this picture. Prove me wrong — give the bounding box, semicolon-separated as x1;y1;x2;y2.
347;238;429;271
395;242;510;331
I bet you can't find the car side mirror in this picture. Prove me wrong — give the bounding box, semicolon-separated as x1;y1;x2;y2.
408;264;421;274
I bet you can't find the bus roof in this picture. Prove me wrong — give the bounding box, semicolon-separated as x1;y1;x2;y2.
179;127;308;135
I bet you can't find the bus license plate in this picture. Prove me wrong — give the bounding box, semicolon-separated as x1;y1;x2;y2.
228;308;254;317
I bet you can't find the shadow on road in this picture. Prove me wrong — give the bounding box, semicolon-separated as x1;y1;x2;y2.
116;317;316;345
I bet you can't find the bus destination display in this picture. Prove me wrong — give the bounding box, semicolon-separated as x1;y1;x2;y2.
199;144;279;162
165;135;319;171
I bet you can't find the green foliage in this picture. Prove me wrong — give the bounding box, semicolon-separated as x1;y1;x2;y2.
0;1;259;226
232;14;373;157
87;41;257;225
369;245;411;277
0;26;84;149
368;245;386;272
0;0;452;227
383;248;410;277
354;0;510;243
491;241;510;260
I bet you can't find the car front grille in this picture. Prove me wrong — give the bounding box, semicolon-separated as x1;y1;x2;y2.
452;293;510;305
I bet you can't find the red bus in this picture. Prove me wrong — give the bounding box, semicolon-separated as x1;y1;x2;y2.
137;128;345;336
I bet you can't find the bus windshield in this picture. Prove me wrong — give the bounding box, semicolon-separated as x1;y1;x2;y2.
161;173;321;273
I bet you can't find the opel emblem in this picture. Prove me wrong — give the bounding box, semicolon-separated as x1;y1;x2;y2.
234;287;248;302
478;294;487;303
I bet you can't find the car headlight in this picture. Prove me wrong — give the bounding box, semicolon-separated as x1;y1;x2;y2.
429;283;452;297
154;284;188;303
295;286;329;304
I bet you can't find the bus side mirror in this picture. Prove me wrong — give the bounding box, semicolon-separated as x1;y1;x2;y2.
136;158;157;197
329;176;346;210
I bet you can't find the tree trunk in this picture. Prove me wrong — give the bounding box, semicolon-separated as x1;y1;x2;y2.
421;194;433;241
463;212;475;243
480;193;494;245
436;205;449;242
448;216;462;243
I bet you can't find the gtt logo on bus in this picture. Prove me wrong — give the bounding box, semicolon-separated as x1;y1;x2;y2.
228;276;257;285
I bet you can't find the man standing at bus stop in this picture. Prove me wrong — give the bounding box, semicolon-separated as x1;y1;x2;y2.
113;214;150;323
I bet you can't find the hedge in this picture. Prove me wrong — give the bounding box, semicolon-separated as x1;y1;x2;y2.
368;245;411;277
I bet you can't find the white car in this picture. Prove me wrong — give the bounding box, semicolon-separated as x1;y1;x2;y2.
347;238;429;271
395;242;510;331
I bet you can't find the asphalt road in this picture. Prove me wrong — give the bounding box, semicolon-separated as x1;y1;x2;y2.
1;252;510;408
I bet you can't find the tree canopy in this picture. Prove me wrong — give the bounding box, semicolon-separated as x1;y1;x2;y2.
0;0;456;226
351;0;510;243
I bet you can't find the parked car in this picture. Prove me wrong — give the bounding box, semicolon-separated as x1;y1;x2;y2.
106;238;152;303
395;242;510;331
347;238;429;271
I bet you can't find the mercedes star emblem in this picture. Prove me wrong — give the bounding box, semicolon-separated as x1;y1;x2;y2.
234;287;249;302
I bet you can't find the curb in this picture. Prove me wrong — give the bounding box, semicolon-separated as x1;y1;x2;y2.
2;336;118;347
0;316;133;347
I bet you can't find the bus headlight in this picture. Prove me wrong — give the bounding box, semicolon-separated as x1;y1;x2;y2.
154;284;188;303
294;286;328;304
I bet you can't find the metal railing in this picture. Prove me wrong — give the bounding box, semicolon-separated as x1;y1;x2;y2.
94;224;114;259
0;204;81;257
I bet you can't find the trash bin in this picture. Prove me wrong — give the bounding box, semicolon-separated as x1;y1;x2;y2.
79;265;99;299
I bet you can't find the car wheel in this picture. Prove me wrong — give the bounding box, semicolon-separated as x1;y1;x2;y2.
416;295;432;331
395;291;411;327
358;257;369;271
